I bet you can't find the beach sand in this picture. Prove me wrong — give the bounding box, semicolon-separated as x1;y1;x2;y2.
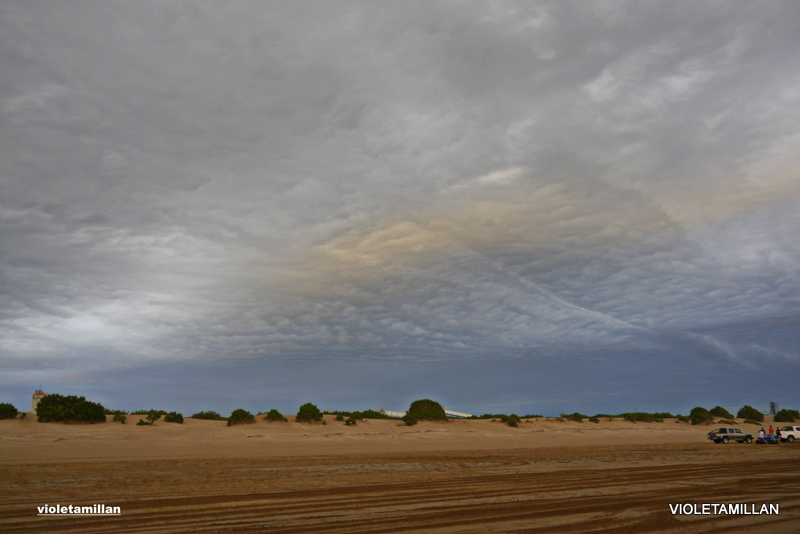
1;414;798;532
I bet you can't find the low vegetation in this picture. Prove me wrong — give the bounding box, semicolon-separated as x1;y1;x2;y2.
773;409;799;422
737;405;763;422
164;412;184;424
191;410;226;421
130;409;166;416
136;410;163;426
690;407;713;425
709;406;735;419
264;409;288;422
113;413;127;424
227;409;255;426
402;399;448;426
36;394;106;423
295;402;323;423
328;409;397;420
0;402;19;420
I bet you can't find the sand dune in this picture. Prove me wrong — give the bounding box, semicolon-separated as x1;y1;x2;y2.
1;415;798;532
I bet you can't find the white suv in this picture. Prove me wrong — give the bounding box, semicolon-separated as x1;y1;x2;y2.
778;426;800;443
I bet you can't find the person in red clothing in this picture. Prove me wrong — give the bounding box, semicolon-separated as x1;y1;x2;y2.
768;424;774;436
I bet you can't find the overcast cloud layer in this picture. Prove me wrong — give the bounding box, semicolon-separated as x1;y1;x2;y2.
2;2;799;416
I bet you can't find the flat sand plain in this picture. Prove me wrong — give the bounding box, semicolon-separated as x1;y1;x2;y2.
1;414;799;533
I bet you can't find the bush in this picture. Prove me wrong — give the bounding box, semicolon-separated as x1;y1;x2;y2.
743;419;762;425
113;413;127;424
0;403;19;420
136;410;163;426
621;412;664;423
264;409;288;422
402;399;448;426
737;405;763;422
36;394;106;423
345;417;357;426
689;407;713;425
709;406;735;419
295;402;323;423
588;416;600;423
227;409;255;426
335;414;344;421
191;411;226;421
130;409;167;416
774;409;800;422
562;412;586;422
490;414;522;427
164;412;184;424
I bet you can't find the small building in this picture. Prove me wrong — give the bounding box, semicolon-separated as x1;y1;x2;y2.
32;389;48;413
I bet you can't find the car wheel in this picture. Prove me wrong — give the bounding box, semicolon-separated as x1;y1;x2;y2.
722;436;729;444
745;436;753;443
788;436;795;443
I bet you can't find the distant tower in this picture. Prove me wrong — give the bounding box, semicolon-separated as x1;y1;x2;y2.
770;402;779;416
32;389;48;413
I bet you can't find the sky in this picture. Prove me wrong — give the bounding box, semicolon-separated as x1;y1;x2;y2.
2;1;799;418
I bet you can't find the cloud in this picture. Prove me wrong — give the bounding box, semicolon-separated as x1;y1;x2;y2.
1;1;799;412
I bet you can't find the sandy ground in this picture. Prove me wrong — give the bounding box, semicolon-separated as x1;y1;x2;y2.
1;414;798;533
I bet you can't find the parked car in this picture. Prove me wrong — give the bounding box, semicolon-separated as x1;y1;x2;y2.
778;426;800;443
707;427;753;444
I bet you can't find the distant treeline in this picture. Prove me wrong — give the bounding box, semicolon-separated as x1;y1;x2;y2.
7;394;800;427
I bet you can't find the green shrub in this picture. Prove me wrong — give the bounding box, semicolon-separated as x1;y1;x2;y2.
164;412;184;424
136;410;163;426
691;412;712;425
402;399;447;426
130;409;167;416
689;407;713;425
709;406;734;419
0;403;19;420
494;414;521;427
562;412;586;422
191;411;226;421
227;409;255;426
736;405;763;422
335;414;344;421
295;403;323;423
36;394;106;423
113;413;127;424
345;417;357;426
588;416;600;423
773;409;800;422
743;419;761;425
264;409;288;422
621;412;664;423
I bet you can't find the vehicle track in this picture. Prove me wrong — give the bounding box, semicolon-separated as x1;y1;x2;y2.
1;447;798;533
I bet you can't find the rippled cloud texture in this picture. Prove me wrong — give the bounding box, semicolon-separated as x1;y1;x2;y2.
2;2;799;415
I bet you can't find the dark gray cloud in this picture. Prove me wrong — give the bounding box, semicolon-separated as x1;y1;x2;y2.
2;1;799;415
